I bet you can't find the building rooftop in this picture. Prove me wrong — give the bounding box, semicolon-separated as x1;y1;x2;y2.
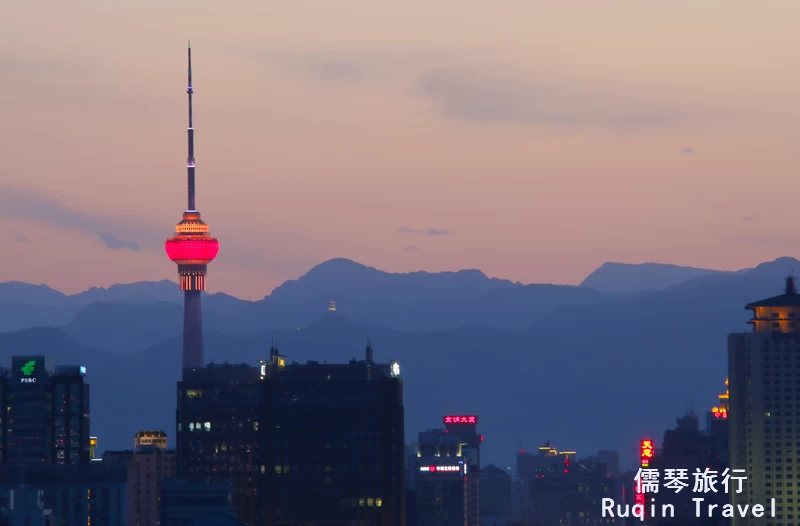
746;276;800;308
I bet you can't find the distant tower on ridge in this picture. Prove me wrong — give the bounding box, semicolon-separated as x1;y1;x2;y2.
165;43;220;370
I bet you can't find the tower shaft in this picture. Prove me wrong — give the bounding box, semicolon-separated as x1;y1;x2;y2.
183;290;204;369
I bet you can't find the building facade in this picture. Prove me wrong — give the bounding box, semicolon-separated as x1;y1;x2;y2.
176;344;405;525
103;431;177;526
729;276;800;526
0;356;90;466
480;464;511;526
0;463;127;526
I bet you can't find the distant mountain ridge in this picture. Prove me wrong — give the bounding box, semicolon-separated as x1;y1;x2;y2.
268;258;521;303
580;262;739;294
0;256;795;352
0;256;799;469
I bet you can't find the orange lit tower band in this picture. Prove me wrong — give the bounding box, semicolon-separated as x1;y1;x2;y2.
165;43;219;370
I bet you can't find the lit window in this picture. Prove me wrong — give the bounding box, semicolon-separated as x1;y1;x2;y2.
204;422;211;432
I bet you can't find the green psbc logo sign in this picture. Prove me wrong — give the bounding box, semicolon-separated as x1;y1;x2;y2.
21;360;36;376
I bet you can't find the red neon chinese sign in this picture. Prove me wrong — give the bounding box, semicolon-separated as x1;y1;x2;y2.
640;439;654;467
444;415;478;425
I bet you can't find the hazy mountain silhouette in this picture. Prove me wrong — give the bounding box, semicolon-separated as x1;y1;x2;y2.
59;284;626;353
580;262;739;293
3;257;799;470
268;258;521;303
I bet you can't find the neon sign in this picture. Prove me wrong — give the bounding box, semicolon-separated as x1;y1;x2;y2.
640;439;654;467
444;415;477;424
419;465;462;473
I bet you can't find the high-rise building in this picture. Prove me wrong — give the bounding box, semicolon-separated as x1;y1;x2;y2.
176;362;262;523
0;463;127;525
165;43;220;371
529;456;618;526
513;442;576;524
411;417;481;526
480;465;511;526
444;416;482;526
729;276;800;526
159;478;238;526
0;356;90;466
258;343;405;525
176;343;405;525
103;431;177;526
651;411;729;525
412;428;470;526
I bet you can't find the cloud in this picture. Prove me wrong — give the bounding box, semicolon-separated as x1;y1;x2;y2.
682;147;695;154
403;246;419;252
741;216;756;222
400;226;452;236
6;231;30;244
96;232;141;251
416;67;693;130
0;185;154;251
268;49;447;84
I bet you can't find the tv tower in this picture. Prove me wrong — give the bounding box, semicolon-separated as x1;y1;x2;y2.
165;43;220;370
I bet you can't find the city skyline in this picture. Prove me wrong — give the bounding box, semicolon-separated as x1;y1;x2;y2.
3;1;800;300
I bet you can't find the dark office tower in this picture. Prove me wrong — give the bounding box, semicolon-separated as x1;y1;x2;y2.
176;363;261;524
729;276;800;526
412;429;469;526
411;417;482;526
513;443;575;524
530;458;617;526
165;44;220;371
259;343;405;526
479;465;511;526
651;412;729;525
444;415;482;526
0;356;90;466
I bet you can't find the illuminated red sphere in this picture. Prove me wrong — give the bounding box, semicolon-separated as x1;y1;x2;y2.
165;237;219;264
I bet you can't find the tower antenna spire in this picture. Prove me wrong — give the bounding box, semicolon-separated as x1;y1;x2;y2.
187;42;196;211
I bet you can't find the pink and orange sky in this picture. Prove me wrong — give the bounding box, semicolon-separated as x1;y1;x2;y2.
2;1;800;300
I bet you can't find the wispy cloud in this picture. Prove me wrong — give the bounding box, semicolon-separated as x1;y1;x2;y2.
6;231;30;244
399;226;452;236
416;66;697;130
404;246;419;252
96;232;141;251
267;49;448;84
0;185;155;251
741;216;756;222
681;146;695;154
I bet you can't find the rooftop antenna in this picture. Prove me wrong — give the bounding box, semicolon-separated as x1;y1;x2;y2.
186;41;196;212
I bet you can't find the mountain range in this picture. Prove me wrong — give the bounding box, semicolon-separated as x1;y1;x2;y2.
0;256;796;469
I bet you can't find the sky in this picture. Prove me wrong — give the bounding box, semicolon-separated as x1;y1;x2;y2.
2;0;800;300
